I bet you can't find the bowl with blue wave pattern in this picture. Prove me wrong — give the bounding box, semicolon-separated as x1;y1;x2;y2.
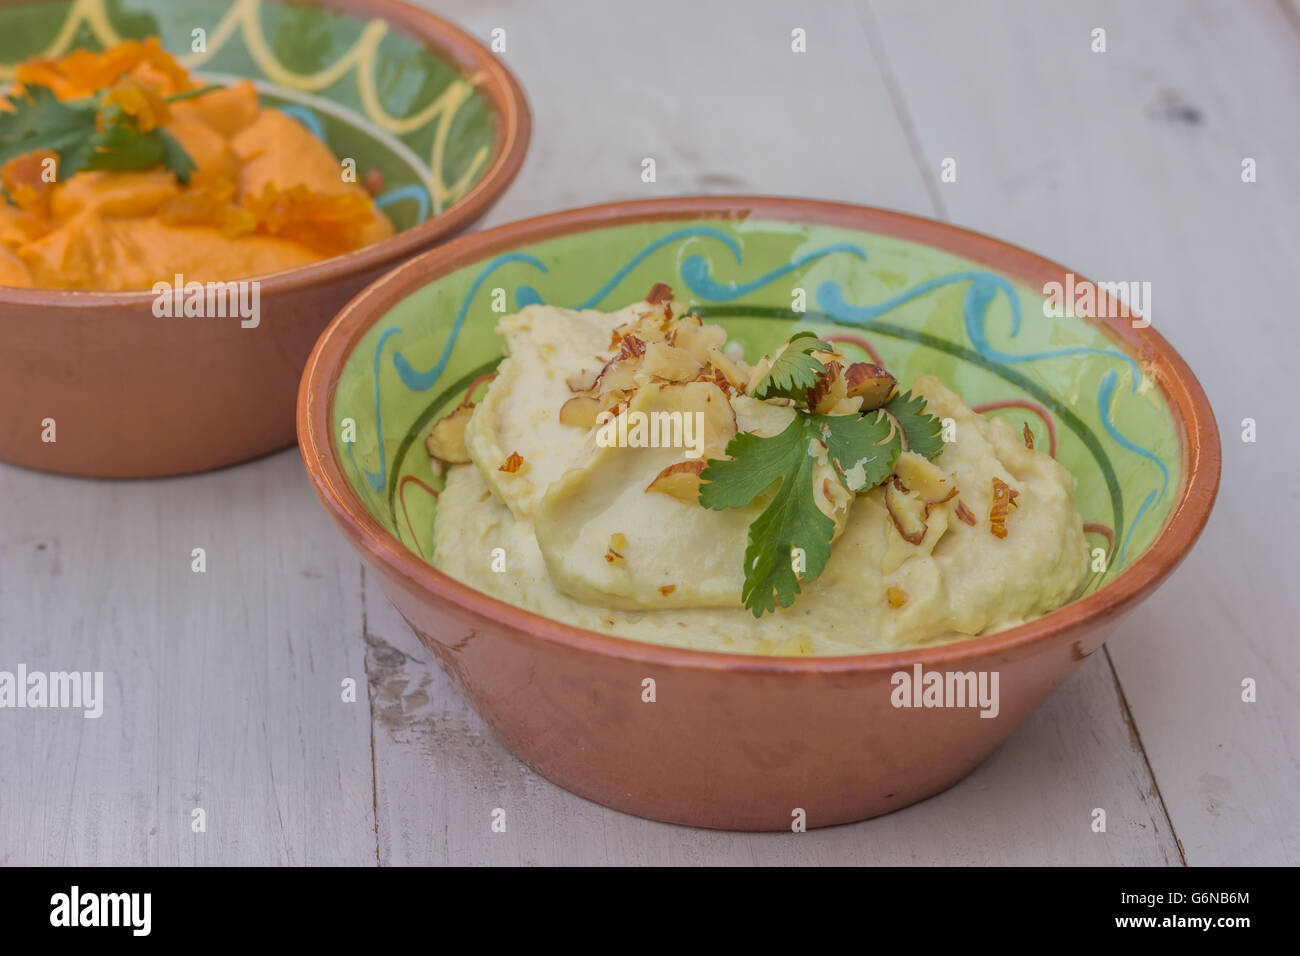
299;196;1219;830
0;0;528;476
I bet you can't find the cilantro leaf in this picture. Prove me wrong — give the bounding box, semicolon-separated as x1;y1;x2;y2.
700;410;899;616
0;86;98;167
0;83;210;189
751;331;835;402
812;411;900;491
884;390;945;460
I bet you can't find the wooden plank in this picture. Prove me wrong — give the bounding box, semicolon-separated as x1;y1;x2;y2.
862;0;1300;864
436;0;939;231
0;451;376;865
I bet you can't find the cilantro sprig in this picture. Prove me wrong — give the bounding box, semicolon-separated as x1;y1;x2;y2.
0;82;216;190
699;333;944;617
751;331;835;401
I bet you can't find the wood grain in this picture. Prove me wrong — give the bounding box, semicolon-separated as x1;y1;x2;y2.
862;0;1300;865
1;0;1291;865
0;451;376;864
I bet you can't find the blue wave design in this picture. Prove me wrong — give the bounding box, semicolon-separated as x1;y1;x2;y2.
681;242;866;301
1099;370;1170;566
359;327;402;492
393;252;548;392
276;104;326;139
375;184;431;224
818;271;1141;389
575;227;742;309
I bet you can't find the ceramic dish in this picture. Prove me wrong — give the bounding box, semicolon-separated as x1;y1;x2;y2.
298;196;1219;830
0;0;529;477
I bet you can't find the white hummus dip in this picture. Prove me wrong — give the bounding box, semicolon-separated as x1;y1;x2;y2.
430;292;1089;656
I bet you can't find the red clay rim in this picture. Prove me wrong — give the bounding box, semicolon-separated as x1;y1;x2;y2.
0;0;531;307
298;195;1222;675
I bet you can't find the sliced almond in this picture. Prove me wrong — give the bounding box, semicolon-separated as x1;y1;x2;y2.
670;320;726;366
565;364;603;392
645;459;705;501
707;345;750;392
425;403;474;464
844;363;896;410
885;477;928;545
806;360;848;414
592;353;642;394
641;341;703;383
894;450;957;504
558;394;603;428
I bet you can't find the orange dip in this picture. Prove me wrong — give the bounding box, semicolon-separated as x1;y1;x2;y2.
0;38;394;290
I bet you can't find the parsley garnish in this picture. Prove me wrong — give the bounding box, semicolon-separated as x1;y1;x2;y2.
699;333;944;616
0;82;215;189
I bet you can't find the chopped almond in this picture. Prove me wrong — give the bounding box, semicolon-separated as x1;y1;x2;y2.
893;451;957;504
425;403;474;464
645;459;705;501
1022;422;1035;450
954;500;977;526
658;584;676;596
844;363;897;410
604;532;627;566
499;451;526;474
618;334;647;359
886;586;907;609
806;360;848;414
646;282;674;305
885;477;928;545
989;477;1015;538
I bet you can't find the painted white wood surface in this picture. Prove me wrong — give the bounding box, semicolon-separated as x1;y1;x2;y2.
0;0;1292;865
862;0;1300;866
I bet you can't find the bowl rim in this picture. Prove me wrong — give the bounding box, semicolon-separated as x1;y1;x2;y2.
0;0;531;305
297;195;1222;674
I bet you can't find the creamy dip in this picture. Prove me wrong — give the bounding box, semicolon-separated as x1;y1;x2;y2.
431;293;1089;656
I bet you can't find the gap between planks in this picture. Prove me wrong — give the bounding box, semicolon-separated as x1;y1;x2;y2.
856;0;1185;863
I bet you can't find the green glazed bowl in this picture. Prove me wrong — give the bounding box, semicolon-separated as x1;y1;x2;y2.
0;0;529;476
300;197;1220;829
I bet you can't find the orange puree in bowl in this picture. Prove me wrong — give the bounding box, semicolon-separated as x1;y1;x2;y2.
0;38;394;290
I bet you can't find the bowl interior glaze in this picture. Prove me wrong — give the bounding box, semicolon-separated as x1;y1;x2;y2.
330;210;1184;610
0;0;499;233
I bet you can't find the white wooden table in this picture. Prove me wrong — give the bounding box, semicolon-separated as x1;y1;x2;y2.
2;0;1296;865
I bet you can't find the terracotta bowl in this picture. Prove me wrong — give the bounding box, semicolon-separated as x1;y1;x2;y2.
298;196;1219;830
0;0;529;477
